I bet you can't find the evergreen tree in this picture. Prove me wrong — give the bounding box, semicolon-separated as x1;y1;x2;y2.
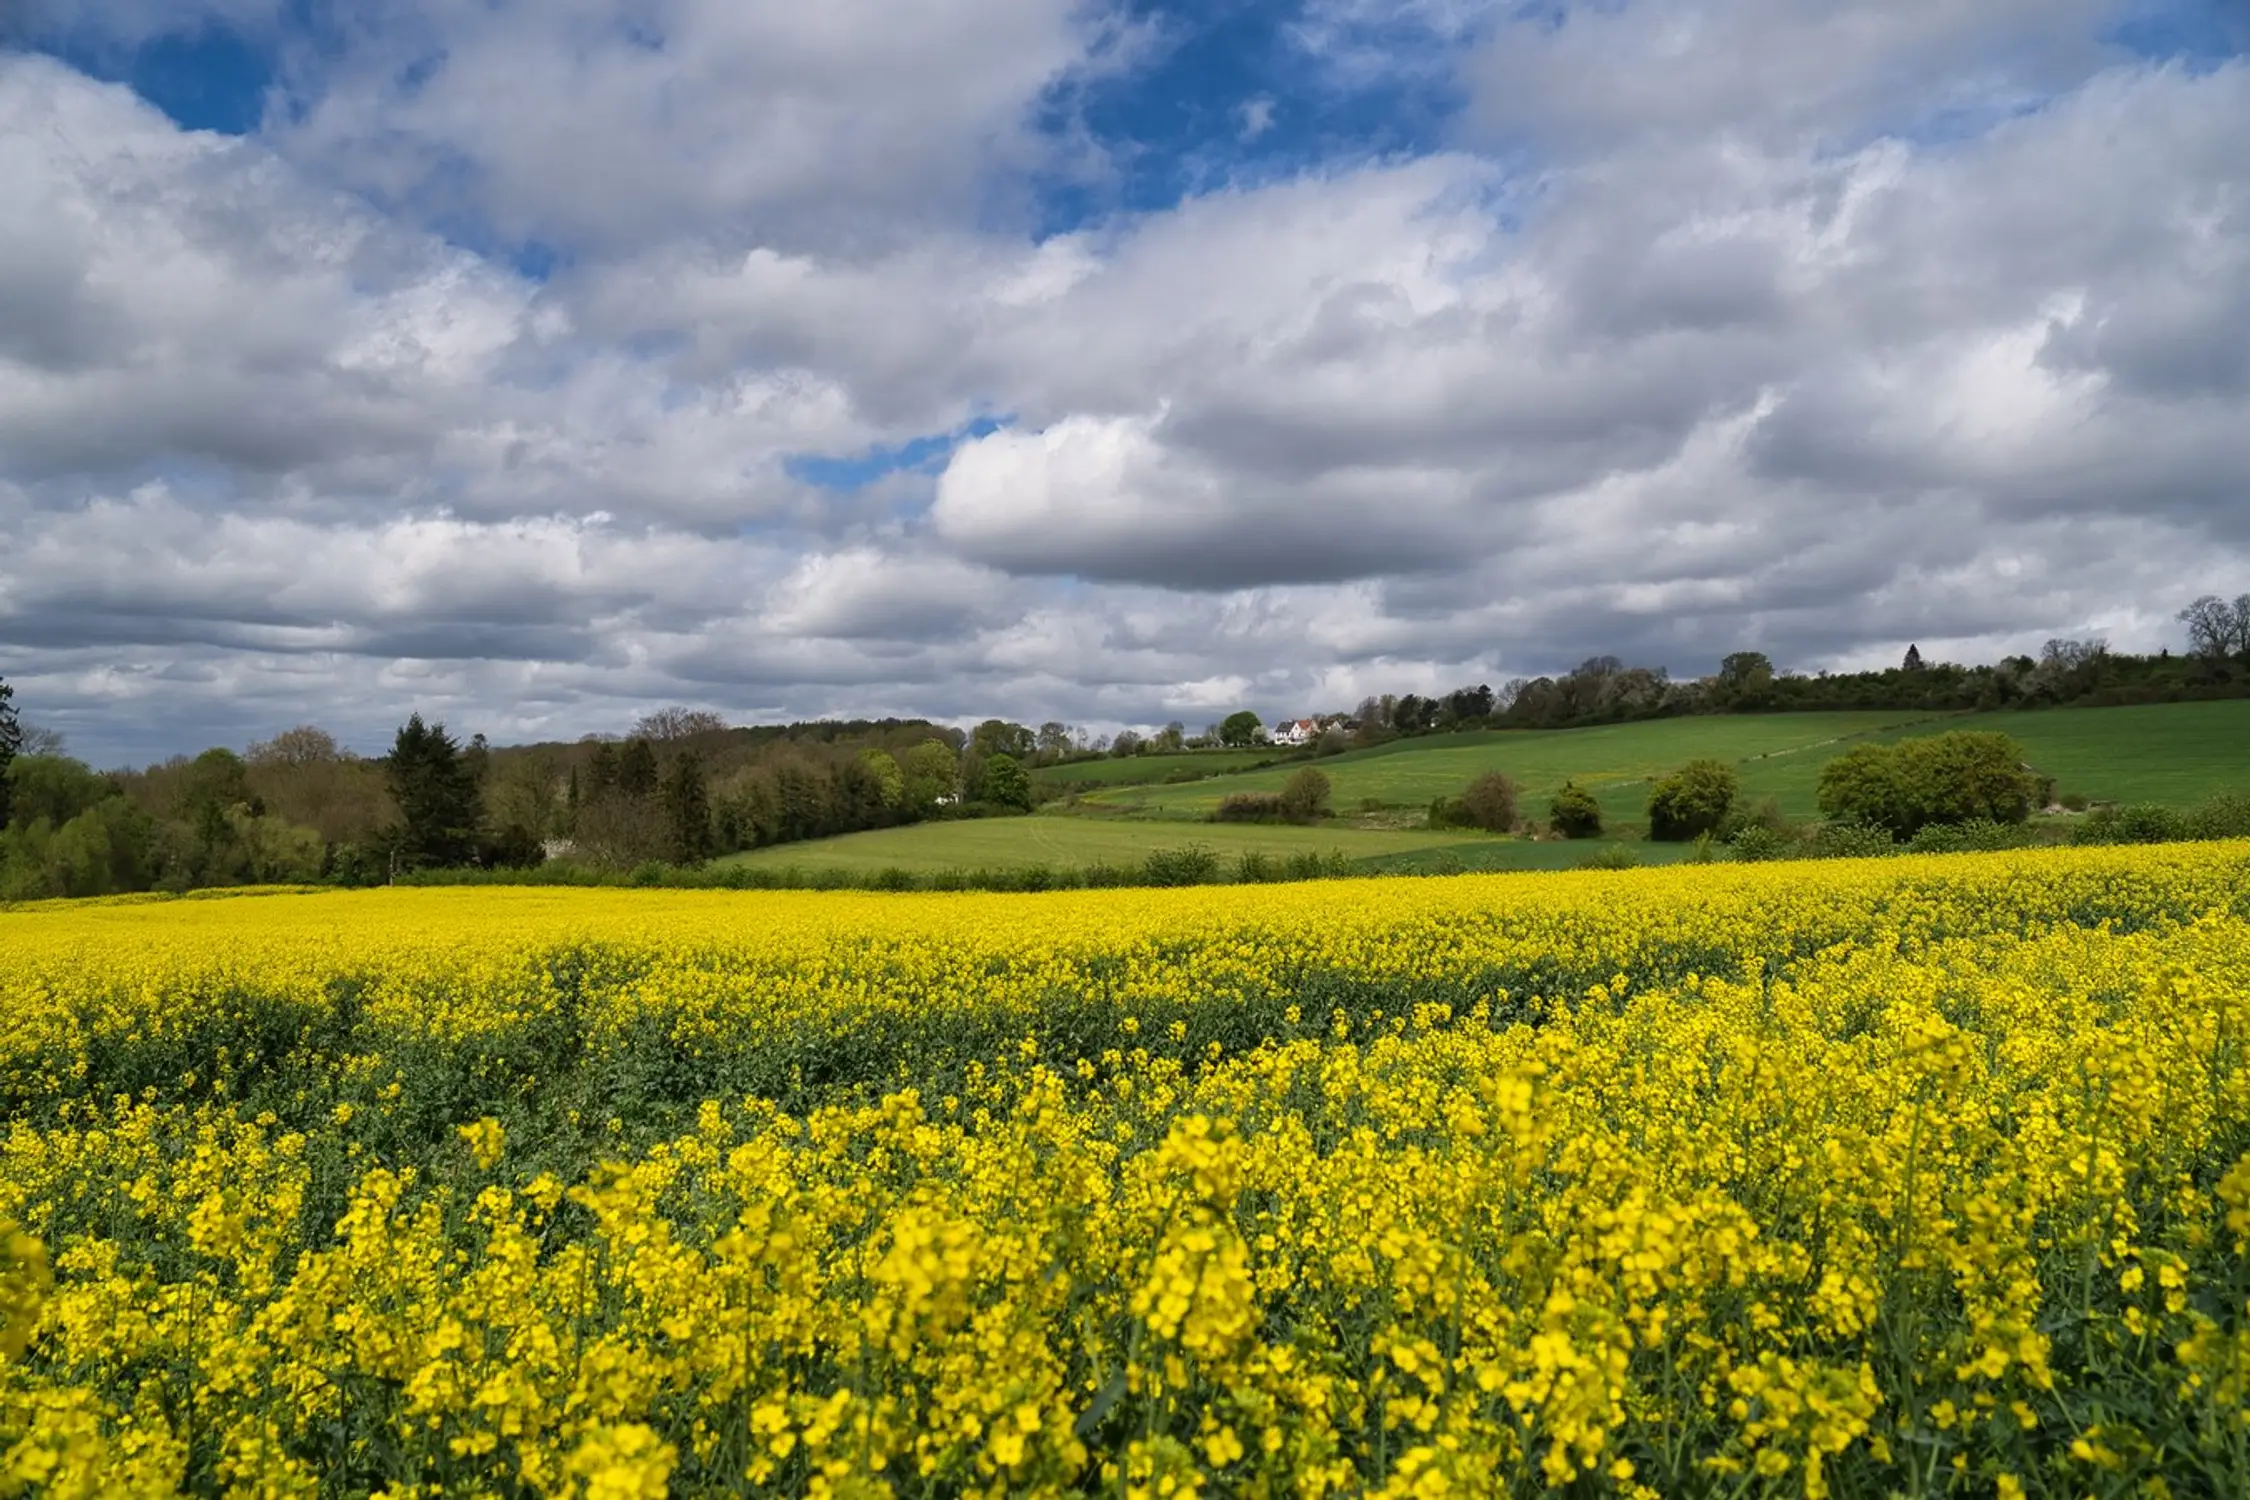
386;714;484;870
661;751;713;864
618;738;660;799
0;675;18;828
586;743;621;797
1903;643;1925;672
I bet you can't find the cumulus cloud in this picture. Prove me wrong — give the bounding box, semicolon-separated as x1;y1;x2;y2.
1;2;2247;764
273;0;1101;256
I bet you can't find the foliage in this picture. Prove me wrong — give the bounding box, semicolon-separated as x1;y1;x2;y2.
1647;758;1739;841
1218;710;1264;748
13;851;2250;1491
970;719;1036;760
1549;781;1603;838
899;739;959;813
1443;771;1519;833
1214;792;1287;823
981;753;1033;813
1276;767;1332;825
384;715;485;872
632;706;729;741
1818;731;2039;839
659;751;714;865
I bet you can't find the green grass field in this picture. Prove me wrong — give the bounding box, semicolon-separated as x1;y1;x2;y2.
1082;701;2248;824
716;815;1502;875
724;701;2244;879
1086;711;1942;821
1727;701;2250;815
1030;748;1276;789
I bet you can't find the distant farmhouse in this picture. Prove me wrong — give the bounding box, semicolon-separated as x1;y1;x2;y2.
1270;717;1321;746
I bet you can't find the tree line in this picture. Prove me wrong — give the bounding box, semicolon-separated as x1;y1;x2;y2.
1320;595;2250;747
0;701;1039;900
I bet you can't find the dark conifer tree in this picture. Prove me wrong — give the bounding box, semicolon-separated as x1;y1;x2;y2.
661;751;713;864
386;714;484;869
586;743;621;797
617;738;660;800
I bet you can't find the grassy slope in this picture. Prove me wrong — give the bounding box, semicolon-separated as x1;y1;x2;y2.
1030;749;1274;788
1089;711;1943;821
1732;701;2250;813
721;702;2245;879
716;816;1498;875
1086;701;2249;823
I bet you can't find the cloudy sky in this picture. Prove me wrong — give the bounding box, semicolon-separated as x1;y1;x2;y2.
3;1;2246;764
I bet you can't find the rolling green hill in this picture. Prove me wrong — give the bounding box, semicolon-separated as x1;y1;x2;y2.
1079;700;2249;825
1083;710;1943;821
718;701;2245;879
1030;748;1275;789
1721;701;2250;814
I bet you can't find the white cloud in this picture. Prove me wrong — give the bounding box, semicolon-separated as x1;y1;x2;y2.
273;0;1100;256
3;5;2249;763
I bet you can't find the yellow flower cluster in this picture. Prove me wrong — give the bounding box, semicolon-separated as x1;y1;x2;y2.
2;844;2249;1495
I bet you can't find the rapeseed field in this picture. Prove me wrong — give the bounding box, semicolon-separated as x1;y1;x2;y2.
4;845;2250;1496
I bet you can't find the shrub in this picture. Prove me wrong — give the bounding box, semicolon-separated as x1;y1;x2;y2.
1718;796;1791;842
1809;822;1898;860
1214;793;1285;823
2076;803;2186;846
2186;793;2250;841
1815;745;1909;836
1141;844;1220;887
1576;844;1637;870
1550;782;1603;839
1818;731;2039;837
1233;852;1280;883
2059;791;2091;812
1728;825;1792;863
1278;768;1333;825
1454;772;1520;833
1647;759;1738;841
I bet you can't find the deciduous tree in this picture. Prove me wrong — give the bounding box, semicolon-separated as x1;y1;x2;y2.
1219;710;1263;747
981;753;1032;812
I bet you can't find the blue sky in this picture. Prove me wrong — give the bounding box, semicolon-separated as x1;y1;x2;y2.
2;0;2248;762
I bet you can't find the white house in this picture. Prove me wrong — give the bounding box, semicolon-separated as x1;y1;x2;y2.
1270;717;1321;746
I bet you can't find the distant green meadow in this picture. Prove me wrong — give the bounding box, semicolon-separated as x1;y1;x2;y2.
721;701;2248;878
1083;710;1938;820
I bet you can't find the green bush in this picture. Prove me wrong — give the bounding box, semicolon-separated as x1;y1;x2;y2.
1549;782;1603;839
1812;822;1901;860
1647;759;1739;841
1278;768;1333;825
1214;793;1286;823
1817;731;2038;837
1452;772;1519;833
2186;793;2250;841
1575;844;1637;871
1233;852;1280;883
1141;844;1221;887
1727;825;1792;863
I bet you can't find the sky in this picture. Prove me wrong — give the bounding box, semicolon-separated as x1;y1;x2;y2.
2;0;2247;766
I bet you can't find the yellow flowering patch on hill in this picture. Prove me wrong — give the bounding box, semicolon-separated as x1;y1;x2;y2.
3;845;2250;1494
